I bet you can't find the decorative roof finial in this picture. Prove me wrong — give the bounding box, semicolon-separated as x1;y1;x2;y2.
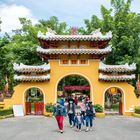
70;27;78;35
91;28;112;38
47;28;56;35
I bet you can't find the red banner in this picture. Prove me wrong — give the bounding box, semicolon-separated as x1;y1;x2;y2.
64;86;90;90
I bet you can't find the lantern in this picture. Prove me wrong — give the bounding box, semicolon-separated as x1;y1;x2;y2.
109;87;117;94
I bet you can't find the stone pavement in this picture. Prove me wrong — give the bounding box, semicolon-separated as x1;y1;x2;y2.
0;116;140;140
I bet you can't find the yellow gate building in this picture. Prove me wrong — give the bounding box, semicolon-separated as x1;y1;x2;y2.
2;28;140;115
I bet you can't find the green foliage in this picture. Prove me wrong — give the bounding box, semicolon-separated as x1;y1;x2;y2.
0;34;13;92
112;103;119;111
79;15;103;35
38;16;68;35
134;106;140;114
45;103;54;112
94;104;103;113
0;108;13;116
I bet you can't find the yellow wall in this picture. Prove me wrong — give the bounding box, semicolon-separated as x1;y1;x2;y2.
3;59;140;115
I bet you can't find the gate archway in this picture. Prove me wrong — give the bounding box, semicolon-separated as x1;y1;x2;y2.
24;87;44;115
103;86;125;115
55;73;92;104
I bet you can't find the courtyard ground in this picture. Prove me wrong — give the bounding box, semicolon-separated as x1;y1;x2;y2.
0;116;140;140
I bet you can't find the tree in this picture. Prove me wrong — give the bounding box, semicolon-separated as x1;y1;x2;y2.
38;16;68;35
78;15;103;35
106;0;140;65
0;34;12;93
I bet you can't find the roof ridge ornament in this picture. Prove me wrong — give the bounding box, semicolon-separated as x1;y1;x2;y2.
38;31;44;38
91;28;112;39
46;28;56;36
37;28;56;38
91;28;101;35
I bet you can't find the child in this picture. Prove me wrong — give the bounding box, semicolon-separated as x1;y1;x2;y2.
79;99;86;120
74;111;84;132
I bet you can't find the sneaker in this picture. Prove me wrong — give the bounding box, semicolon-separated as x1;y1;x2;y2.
70;125;73;128
79;129;81;132
76;129;79;132
60;130;63;133
85;127;89;132
90;127;93;131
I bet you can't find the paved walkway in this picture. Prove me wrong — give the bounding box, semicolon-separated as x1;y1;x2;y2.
0;116;140;140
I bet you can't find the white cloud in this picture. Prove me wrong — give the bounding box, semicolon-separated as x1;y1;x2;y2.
0;4;38;33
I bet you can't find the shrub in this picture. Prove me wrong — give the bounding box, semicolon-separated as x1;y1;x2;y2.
0;108;13;116
135;106;140;114
94;104;103;113
45;103;54;112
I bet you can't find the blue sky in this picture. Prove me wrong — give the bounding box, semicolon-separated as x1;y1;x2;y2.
0;0;140;33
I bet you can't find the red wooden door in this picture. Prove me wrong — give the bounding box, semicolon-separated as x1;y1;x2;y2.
119;100;123;115
34;102;44;115
25;102;31;115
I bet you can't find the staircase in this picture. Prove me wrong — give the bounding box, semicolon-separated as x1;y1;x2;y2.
105;110;120;116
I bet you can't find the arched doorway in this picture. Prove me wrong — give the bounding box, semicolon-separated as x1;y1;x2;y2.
104;87;124;115
57;74;91;104
25;87;44;115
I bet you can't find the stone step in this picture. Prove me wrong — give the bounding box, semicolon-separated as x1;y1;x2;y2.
105;113;120;116
105;111;120;116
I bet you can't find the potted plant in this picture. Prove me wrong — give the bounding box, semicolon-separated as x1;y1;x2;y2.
94;104;105;118
44;103;54;117
133;106;140;118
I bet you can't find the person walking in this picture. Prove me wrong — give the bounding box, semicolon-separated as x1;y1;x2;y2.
74;96;78;106
85;95;89;103
79;99;86;120
85;101;96;132
67;100;76;127
67;94;74;103
54;100;66;133
74;111;84;132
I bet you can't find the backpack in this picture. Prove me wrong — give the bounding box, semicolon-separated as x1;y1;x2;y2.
57;107;61;115
56;105;63;116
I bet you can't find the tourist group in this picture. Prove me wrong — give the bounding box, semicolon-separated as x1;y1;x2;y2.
54;95;96;133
